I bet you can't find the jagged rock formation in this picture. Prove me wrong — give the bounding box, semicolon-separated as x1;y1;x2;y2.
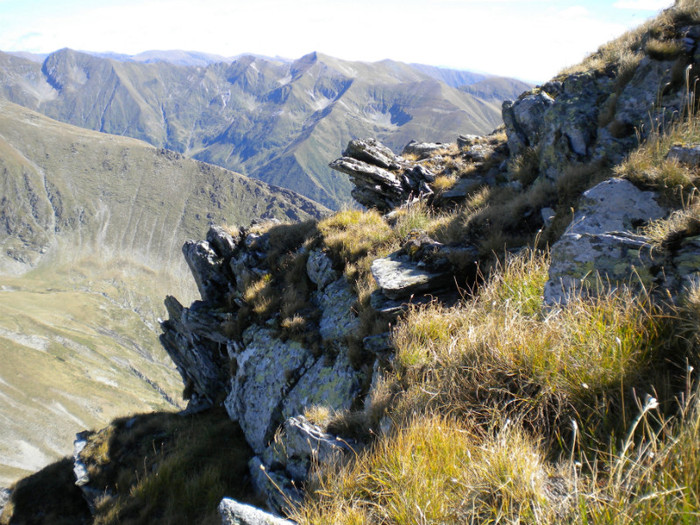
329;138;435;211
159;222;369;512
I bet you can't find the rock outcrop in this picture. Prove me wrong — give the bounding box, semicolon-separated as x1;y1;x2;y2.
159;222;374;512
219;498;294;525
503;39;697;183
329;138;435;211
543;177;700;306
0;487;10;517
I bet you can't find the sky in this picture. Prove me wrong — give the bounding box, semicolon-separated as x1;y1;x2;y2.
0;0;675;82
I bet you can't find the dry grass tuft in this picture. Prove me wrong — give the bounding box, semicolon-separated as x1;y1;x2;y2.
295;415;559;524
508;146;541;186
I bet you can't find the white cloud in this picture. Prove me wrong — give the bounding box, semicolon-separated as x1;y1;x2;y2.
613;0;671;10
0;0;671;82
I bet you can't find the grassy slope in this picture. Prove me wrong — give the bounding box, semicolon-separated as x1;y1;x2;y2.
0;262;183;485
0;98;325;271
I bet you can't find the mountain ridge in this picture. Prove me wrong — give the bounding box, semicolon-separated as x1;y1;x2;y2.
0;48;528;208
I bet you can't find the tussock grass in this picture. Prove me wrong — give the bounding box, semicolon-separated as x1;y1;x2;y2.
444;182;556;256
615;81;700;206
296;415;558;525
643;197;700;249
431;173;458;193
318;209;395;266
391;250;672;438
508;146;541;186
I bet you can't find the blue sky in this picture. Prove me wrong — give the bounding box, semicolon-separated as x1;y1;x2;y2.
0;0;673;82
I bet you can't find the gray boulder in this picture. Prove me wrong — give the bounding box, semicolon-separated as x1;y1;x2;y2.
544;231;663;305
613;58;686;137
538;72;614;180
329;157;405;211
0;487;9;516
183;240;231;303
160;296;229;407
270;416;357;481
544;179;668;306
219;498;293;525
438;177;483;201
344;138;402;170
282;352;364;425
249;456;303;517
306;250;338;290
502;91;554;157
316;277;360;342
567;178;667;236
457;134;481;149
667;144;700;166
371;232;478;300
207;225;241;260
330;139;437;211
402;140;448;159
371;253;451;300
225;327;316;454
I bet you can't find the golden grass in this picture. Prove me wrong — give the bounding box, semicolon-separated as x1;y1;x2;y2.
508;146;541;186
318;209;395;266
643;197;700;248
296;415;557;525
391;249;670;433
430;173;458;193
559;0;699;81
615;98;700;206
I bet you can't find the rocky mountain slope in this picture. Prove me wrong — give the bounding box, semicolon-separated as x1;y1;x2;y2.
2;2;700;523
0;49;512;208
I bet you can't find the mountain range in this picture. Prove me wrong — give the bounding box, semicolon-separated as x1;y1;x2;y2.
0;49;528;208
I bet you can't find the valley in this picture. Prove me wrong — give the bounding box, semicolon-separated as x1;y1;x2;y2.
0;99;326;483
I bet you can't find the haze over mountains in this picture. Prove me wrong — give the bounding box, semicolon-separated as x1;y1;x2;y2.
0;48;528;208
